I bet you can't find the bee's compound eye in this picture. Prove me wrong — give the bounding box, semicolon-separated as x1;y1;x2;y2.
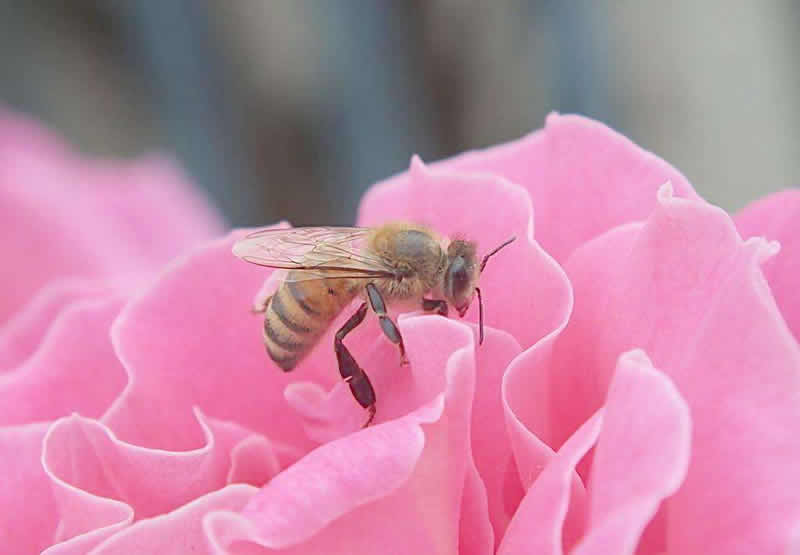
453;264;469;294
445;256;470;301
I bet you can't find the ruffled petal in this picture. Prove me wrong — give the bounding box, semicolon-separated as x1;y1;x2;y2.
207;316;492;554
468;327;522;545
497;413;601;555
105;230;331;454
0;423;55;554
0;279;112;371
0;110;223;322
359;114;697;264
0;296;126;425
735;189;800;341
88;485;257;555
571;350;691;554
545;185;800;553
40;411;280;553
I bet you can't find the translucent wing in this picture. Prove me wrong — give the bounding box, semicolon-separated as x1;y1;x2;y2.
232;227;396;281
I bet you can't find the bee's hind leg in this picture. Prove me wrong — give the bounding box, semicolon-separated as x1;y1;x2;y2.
365;283;407;365
335;302;376;427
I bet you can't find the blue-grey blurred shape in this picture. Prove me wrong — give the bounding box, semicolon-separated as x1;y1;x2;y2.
120;0;260;225
309;2;440;224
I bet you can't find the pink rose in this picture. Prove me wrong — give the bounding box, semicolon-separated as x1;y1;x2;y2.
2;110;799;554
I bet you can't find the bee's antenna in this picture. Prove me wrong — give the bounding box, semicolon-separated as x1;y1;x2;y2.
480;236;516;273
476;286;484;345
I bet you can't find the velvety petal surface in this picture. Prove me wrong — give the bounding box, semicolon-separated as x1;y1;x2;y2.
206;316;492;554
0;292;128;554
0;423;54;554
0;109;224;322
40;412;280;554
0;296;126;425
497;413;601;555
542;185;800;553
468;327;523;545
499;349;691;555
88;485;257;555
735;189;800;341
0;279;112;371
360;114;698;263
105;230;331;455
571;350;691;555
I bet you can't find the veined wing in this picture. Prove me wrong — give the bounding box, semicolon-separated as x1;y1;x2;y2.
232;226;396;281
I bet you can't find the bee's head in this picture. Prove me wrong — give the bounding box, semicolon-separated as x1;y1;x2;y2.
443;236;516;344
444;239;480;318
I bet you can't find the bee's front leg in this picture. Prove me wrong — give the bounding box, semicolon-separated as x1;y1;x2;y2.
335;302;376;427
365;283;407;365
422;298;448;317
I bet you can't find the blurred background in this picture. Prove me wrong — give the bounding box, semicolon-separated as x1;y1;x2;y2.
1;1;798;226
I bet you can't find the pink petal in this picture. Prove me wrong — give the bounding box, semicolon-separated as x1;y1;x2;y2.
497;413;602;555
105;230;333;454
209;316;492;554
468;326;523;545
0;110;223;322
0;296;126;425
544;185;800;552
735;189;800;341
359;156;571;350
0;279;112;371
0;423;56;554
87;485;257;555
571;350;691;555
360;114;698;264
241;419;427;548
41;412;280;553
498;267;573;516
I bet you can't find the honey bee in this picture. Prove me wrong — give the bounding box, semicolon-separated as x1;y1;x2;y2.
233;222;515;427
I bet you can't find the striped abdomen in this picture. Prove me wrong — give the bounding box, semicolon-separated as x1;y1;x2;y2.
263;272;357;371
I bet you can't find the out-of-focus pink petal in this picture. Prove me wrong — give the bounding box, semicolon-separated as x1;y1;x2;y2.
0;297;126;425
0;279;112;371
0;110;223;322
0;423;55;554
105;230;333;454
735;189;800;341
544;185;800;553
497;413;602;555
87;485;257;555
359;156;571;351
360;114;697;264
208;316;492;554
41;412;280;553
571;350;691;555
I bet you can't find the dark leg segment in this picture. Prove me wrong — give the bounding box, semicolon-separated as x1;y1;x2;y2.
422;298;449;317
335;302;376;427
365;283;407;364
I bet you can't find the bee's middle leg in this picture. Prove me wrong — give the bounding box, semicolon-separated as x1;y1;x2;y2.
365;283;407;365
335;302;376;427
